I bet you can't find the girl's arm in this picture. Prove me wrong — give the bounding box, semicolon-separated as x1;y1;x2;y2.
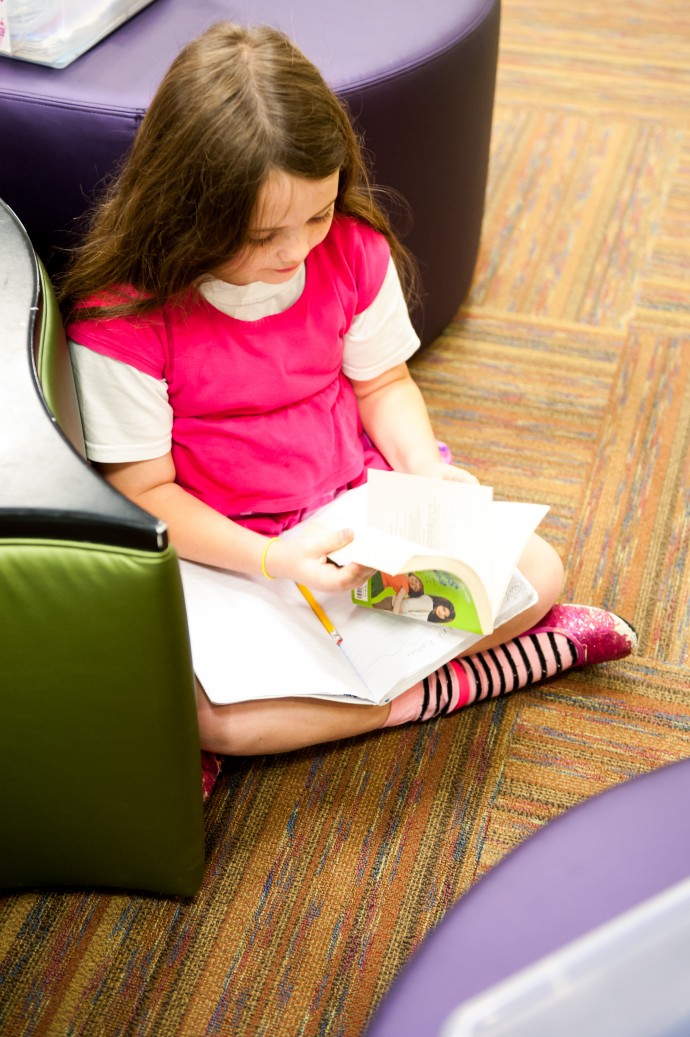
100;453;372;592
351;362;477;483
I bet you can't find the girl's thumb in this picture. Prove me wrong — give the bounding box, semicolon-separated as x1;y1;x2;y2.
323;526;355;562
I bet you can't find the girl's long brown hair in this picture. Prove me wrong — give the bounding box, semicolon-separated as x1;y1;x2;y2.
59;22;417;320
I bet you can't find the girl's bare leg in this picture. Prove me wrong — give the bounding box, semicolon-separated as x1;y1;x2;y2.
196;682;390;755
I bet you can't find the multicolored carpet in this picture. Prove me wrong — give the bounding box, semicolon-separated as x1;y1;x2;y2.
1;1;688;1034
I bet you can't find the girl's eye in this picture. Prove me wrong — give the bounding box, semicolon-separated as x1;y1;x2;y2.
311;208;334;225
248;209;333;247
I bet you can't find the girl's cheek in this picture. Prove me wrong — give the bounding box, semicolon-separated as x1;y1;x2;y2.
312;220;333;248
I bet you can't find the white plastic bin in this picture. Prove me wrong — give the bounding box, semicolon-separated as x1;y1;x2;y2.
441;875;690;1037
0;0;155;68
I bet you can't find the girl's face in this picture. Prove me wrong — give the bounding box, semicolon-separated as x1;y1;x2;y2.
408;573;423;594
213;170;339;285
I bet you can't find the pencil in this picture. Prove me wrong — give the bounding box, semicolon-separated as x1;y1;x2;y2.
296;583;343;646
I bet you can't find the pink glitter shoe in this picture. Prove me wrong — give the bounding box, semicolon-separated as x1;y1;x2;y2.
527;604;637;667
201;751;223;801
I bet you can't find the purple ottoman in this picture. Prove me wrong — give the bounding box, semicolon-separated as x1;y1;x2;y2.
0;0;499;344
366;758;690;1036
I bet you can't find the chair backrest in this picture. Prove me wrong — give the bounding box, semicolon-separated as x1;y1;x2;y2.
0;199;206;896
33;251;87;457
0;199;167;548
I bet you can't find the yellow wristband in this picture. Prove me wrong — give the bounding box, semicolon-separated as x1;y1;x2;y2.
261;537;280;580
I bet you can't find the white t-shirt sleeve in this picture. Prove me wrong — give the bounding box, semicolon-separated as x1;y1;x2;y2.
68;341;172;462
341;256;420;381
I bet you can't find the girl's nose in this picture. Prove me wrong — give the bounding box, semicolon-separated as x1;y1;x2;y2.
277;230;310;265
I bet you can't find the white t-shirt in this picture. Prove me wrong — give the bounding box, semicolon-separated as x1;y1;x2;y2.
69;256;419;463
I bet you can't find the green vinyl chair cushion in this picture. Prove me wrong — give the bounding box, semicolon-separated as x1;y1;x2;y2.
0;538;205;896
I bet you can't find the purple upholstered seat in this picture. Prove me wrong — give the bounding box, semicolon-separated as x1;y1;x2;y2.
366;758;690;1036
0;0;499;343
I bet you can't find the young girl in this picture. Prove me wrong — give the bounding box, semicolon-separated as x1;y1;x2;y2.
61;22;636;756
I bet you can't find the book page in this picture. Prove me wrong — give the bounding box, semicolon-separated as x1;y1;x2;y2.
319;480;493;580
366;469;494;558
482;500;550;613
180;562;362;704
317;586;473;701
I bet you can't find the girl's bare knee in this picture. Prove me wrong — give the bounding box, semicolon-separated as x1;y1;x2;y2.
196;704;258;756
532;537;564;606
517;534;564;627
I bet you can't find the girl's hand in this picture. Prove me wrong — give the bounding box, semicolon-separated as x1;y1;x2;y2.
441;464;479;485
265;525;374;592
418;460;479;484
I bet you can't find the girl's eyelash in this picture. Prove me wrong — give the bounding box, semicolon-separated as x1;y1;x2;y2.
248;209;334;247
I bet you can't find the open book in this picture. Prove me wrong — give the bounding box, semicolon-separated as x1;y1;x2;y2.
324;471;549;635
178;474;544;707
